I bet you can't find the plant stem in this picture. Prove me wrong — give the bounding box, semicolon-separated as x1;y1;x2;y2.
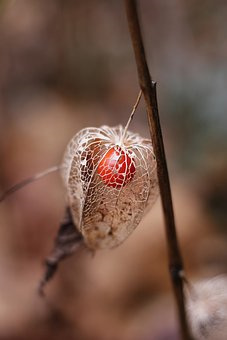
124;1;193;339
121;90;142;144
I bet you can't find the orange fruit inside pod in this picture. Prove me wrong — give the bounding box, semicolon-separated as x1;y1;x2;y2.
97;146;136;189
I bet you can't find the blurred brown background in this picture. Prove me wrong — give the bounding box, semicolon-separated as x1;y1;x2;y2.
0;1;226;339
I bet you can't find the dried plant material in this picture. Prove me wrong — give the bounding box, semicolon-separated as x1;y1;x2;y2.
186;275;227;340
0;166;61;202
0;92;158;293
39;119;158;293
125;2;191;337
62;125;158;250
39;123;158;293
38;207;84;296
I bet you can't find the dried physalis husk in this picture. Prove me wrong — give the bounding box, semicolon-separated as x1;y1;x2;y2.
62;125;159;250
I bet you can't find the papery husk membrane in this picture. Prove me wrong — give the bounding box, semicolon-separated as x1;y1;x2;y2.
62;125;159;249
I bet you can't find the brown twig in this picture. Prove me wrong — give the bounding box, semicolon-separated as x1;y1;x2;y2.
124;1;193;339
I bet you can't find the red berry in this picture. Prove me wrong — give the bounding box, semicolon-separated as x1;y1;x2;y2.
97;146;136;188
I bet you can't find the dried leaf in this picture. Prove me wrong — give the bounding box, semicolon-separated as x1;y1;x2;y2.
38;207;84;296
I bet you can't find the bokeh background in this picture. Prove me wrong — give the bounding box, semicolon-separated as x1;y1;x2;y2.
0;1;226;339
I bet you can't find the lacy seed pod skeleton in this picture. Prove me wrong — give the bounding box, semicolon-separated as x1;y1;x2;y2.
0;92;159;252
0;93;159;292
61;107;159;249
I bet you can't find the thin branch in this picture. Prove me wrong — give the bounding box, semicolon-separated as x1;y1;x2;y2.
124;1;193;339
121;90;142;143
0;165;61;202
